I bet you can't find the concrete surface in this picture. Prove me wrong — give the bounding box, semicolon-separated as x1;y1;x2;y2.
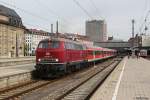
90;57;150;100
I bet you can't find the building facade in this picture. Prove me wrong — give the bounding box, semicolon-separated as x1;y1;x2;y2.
141;35;150;47
86;20;107;42
0;5;24;58
25;29;53;56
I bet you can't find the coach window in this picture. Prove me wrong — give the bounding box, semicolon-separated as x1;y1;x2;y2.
77;44;82;50
78;44;82;50
74;43;77;50
102;51;104;55
95;51;98;55
74;44;78;50
76;44;80;50
99;51;102;55
95;51;100;55
82;45;86;50
80;45;83;50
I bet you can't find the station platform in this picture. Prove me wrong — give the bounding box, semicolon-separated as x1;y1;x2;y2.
90;57;150;100
0;63;35;78
0;56;35;62
0;56;35;67
0;63;35;89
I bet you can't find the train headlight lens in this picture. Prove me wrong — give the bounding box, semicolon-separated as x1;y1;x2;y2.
55;59;59;62
38;58;41;62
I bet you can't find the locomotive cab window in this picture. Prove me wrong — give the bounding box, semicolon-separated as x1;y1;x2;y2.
38;41;60;48
49;41;60;48
38;41;49;48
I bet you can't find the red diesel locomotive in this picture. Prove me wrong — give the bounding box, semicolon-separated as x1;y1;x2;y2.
35;38;116;77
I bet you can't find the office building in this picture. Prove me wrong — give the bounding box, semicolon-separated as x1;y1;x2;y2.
86;20;107;42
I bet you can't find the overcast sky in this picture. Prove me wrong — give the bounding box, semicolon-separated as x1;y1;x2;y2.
0;0;150;40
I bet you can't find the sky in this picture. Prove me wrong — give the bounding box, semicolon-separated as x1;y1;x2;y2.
0;0;150;40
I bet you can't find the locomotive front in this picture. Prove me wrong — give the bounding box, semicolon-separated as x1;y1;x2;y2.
35;39;66;76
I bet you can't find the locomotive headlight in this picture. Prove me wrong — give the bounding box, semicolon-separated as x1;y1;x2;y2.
38;58;41;62
55;58;59;62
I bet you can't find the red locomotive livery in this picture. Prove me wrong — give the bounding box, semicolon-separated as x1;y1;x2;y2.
35;38;116;77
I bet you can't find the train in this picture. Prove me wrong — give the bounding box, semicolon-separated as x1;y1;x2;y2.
35;38;117;77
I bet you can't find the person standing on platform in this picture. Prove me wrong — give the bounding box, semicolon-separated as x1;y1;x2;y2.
137;50;140;59
135;50;140;59
127;50;131;59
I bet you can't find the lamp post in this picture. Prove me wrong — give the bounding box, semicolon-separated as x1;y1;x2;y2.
132;19;135;49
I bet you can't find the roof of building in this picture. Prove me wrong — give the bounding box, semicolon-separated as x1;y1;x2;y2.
0;4;21;18
0;5;23;28
26;29;55;36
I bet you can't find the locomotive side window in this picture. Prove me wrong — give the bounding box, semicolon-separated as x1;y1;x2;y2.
70;43;75;49
82;45;87;50
74;44;83;50
65;42;72;49
65;42;83;50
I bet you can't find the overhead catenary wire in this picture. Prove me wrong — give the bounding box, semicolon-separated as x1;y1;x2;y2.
0;0;50;31
138;0;150;34
0;0;49;22
72;0;93;19
33;0;89;33
139;10;150;34
33;0;72;25
32;0;71;33
0;0;67;33
88;0;104;20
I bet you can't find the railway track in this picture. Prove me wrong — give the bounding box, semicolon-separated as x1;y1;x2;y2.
40;58;122;100
0;57;122;100
59;60;120;100
0;80;54;100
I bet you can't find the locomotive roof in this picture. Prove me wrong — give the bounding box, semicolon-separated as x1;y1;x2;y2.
40;38;84;45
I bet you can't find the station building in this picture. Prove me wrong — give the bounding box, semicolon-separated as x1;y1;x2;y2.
25;29;54;56
141;35;150;47
139;35;150;55
0;5;25;58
